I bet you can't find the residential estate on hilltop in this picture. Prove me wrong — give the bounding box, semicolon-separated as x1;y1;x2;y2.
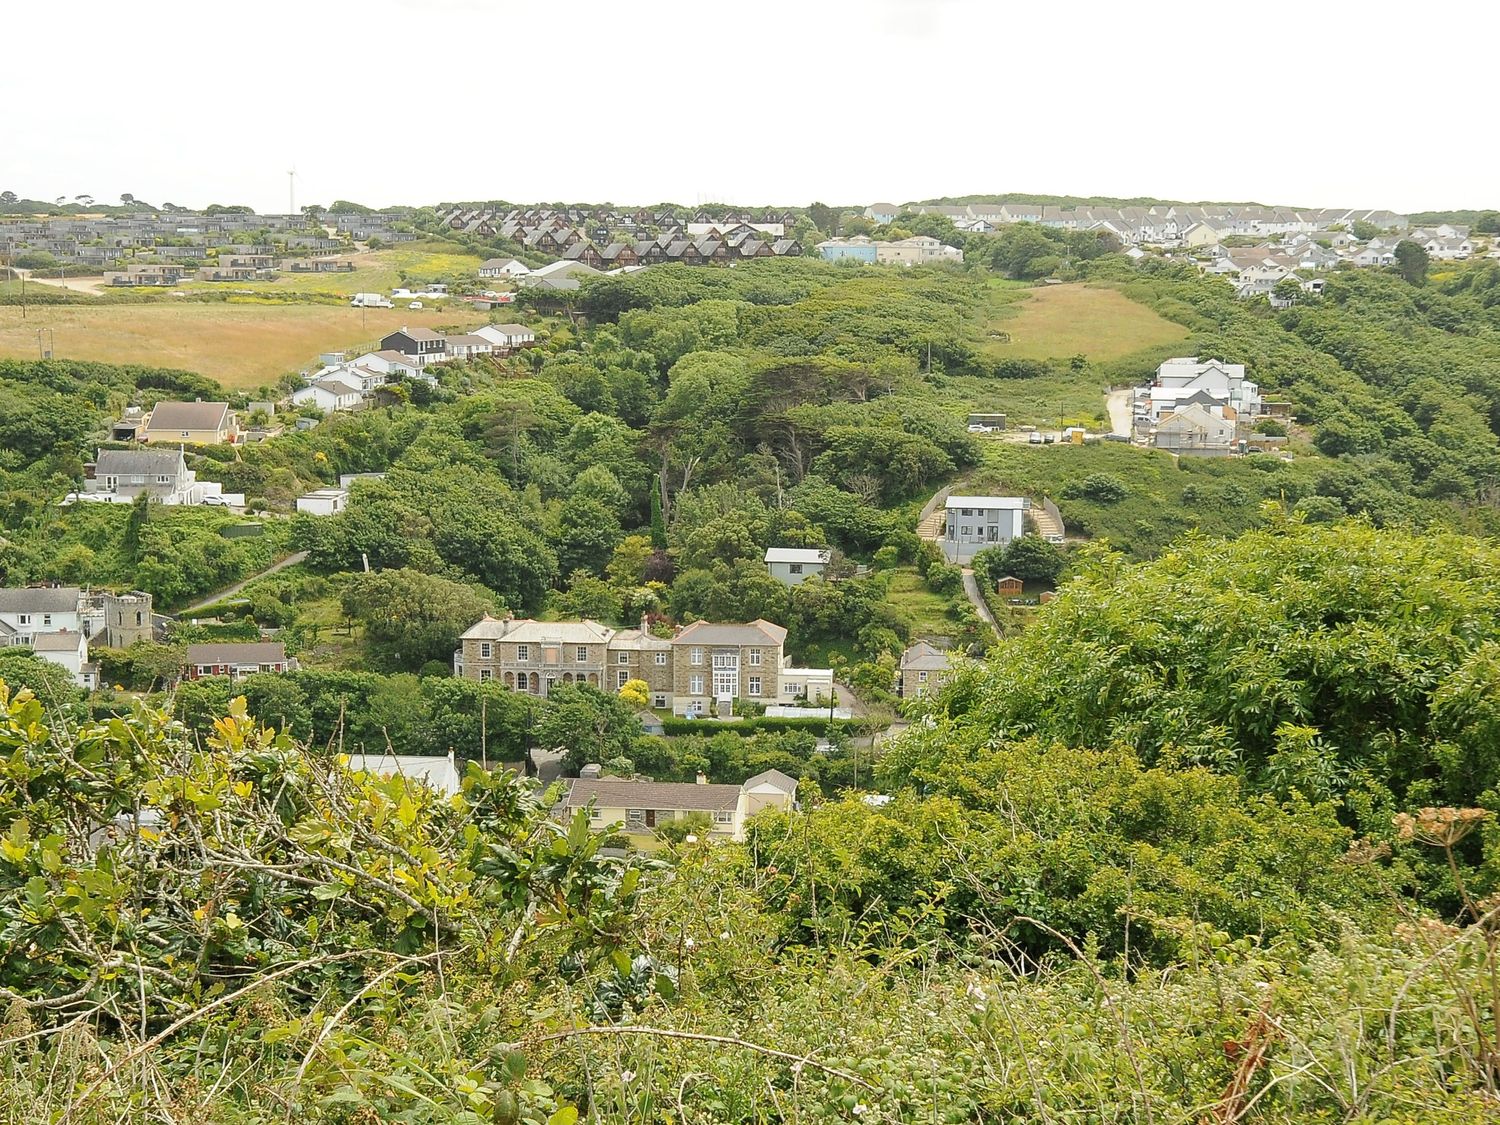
454;615;834;715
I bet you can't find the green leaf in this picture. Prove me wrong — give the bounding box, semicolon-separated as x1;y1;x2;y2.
546;1108;579;1125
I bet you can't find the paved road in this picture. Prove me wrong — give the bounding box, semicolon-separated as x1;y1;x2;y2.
177;550;309;615
960;568;1000;637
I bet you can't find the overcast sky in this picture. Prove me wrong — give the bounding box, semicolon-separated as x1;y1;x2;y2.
4;0;1493;215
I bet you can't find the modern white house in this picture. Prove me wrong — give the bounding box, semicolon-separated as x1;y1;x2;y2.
75;449;242;508
1143;357;1262;423
764;547;831;585
942;496;1028;562
295;488;350;516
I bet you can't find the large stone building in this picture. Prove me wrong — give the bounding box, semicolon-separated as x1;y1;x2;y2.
670;620;786;716
455;615;825;716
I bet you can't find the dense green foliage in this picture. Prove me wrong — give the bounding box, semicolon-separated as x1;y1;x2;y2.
890;520;1500;819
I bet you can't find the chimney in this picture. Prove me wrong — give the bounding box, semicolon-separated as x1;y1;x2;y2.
695;772;708;785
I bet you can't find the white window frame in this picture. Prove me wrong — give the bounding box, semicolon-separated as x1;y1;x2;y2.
712;810;734;825
748;649;761;667
479;668;492;682
690;647;703;665
689;675;704;695
479;642;492;659
18;614;31;626
748;676;761;696
617;652;629;665
626;809;646;828
655;652;668;665
617;670;629;688
576;645;588;663
516;644;529;661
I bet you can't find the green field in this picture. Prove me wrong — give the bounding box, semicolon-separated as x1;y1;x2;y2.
882;567;966;638
943;369;1114;429
976;281;1189;363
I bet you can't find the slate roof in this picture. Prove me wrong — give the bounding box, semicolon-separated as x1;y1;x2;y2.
145;401;231;432
31;631;85;653
764;548;830;565
185;643;288;665
95;449;187;476
0;586;81;613
900;641;951;672
560;777;742;812
674;620;788;646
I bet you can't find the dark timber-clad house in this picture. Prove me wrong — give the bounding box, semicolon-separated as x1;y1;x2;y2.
379;327;447;365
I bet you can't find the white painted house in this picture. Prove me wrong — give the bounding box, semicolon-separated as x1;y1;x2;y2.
942;496;1028;562
478;258;530;279
291;374;364;413
471;323;537;352
0;586;83;645
31;631;96;689
296;488;350;516
764;547;830;585
777;666;834;705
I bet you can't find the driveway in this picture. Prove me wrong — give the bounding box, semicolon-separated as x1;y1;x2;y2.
176;550;308;615
960;568;1000;638
1106;387;1133;436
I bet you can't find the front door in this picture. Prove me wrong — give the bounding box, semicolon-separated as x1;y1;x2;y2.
645;810;657;828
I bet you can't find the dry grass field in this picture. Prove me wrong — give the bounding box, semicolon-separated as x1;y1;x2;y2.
978;282;1189;363
172;242;488;297
0;302;484;389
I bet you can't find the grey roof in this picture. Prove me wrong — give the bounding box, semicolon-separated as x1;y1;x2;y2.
674;619;788;647
144;401;231;432
560;777;742;812
743;768;798;794
461;616;613;645
186;642;287;664
389;326;444;342
93;447;187;476
31;631;85;653
900;641;951;672
764;547;830;565
610;626;672;651
0;586;81;613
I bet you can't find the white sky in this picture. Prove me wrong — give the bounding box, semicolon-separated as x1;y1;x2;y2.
3;0;1494;215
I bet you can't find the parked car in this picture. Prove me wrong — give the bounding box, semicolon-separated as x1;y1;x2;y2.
1028;431;1044;444
967;424;992;433
408;301;424;309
